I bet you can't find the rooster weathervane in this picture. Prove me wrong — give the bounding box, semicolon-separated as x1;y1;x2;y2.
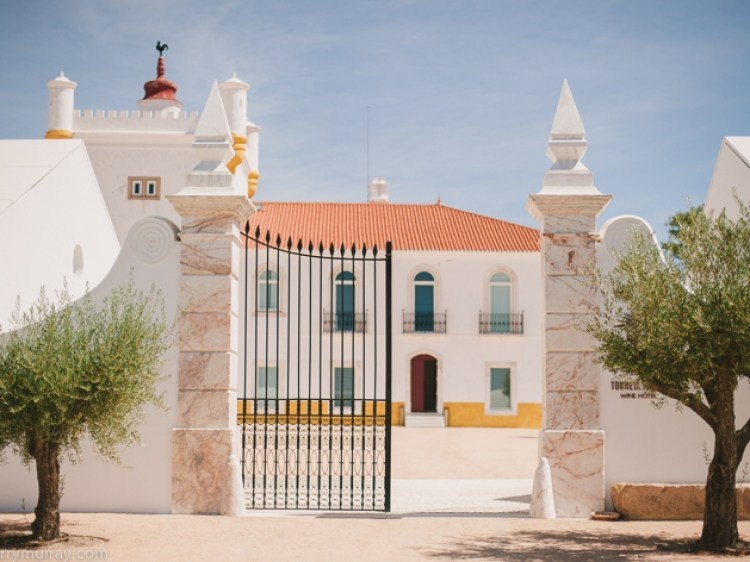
156;41;168;56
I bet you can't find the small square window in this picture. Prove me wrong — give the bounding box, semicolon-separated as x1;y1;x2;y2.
128;176;161;200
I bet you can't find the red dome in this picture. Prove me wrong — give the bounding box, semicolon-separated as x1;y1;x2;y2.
142;56;178;101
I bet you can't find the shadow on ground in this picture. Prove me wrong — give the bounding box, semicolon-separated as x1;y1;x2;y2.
422;530;689;561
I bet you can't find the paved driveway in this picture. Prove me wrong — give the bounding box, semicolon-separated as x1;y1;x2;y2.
391;427;538;514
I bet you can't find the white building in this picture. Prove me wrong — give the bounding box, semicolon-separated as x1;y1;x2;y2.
45;55;260;244
36;50;544;430
246;186;544;428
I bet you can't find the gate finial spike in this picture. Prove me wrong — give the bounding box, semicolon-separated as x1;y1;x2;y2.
329;243;335;255
297;239;303;251
276;233;282;246
373;244;379;256
308;241;314;253
351;243;357;255
318;242;325;254
264;230;271;243
362;243;368;255
339;243;346;255
287;236;293;249
244;221;250;235
254;225;261;238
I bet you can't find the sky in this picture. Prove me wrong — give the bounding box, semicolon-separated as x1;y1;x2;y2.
1;0;749;241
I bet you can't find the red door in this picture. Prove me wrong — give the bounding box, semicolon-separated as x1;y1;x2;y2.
410;355;437;413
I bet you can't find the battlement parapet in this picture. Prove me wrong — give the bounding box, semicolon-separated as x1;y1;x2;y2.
73;109;200;133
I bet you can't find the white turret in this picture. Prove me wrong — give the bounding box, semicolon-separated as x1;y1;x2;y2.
219;73;249;137
45;73;77;139
219;73;252;177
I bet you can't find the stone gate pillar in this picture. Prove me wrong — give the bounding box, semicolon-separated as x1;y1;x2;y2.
526;81;611;517
168;82;254;515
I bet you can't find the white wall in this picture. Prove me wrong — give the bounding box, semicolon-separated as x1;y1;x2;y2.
0;217;180;513
80;138;197;243
705;137;750;219
0;140;120;326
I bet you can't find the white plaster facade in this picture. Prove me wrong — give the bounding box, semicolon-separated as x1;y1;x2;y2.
0;139;120;325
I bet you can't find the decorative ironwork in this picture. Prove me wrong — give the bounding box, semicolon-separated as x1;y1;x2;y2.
478;312;524;334
240;225;392;511
402;311;447;333
322;310;367;333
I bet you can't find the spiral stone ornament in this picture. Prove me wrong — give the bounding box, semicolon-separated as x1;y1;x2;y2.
129;218;177;264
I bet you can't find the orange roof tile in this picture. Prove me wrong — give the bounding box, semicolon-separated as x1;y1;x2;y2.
245;202;540;252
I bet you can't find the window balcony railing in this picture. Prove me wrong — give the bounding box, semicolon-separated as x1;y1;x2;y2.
402;311;447;333
479;312;524;334
323;310;367;333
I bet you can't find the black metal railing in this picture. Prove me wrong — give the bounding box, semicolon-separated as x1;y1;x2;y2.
241;227;392;512
323;310;367;333
402;311;447;333
478;312;524;334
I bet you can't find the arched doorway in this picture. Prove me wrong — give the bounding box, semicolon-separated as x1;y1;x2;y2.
410;354;438;413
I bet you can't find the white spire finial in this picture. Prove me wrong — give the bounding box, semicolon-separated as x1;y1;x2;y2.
549;79;586;140
546;80;589;170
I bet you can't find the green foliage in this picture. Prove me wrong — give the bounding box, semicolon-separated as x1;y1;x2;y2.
589;203;750;417
0;282;170;464
662;204;704;261
590;202;750;547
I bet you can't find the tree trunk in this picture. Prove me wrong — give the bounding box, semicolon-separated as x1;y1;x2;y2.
31;437;62;541
701;374;739;548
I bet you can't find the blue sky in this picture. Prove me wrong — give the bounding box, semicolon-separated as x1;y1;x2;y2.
2;0;749;240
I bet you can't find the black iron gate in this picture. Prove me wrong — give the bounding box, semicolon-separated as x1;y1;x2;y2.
239;224;392;511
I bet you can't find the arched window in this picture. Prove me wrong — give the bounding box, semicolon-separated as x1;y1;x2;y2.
489;272;511;333
335;271;356;331
259;269;279;311
414;271;435;332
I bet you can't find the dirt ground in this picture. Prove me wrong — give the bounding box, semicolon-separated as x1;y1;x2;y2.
2;428;747;561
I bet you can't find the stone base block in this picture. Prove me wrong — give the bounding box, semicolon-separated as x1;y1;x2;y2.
612;483;750;520
540;429;605;517
172;428;245;515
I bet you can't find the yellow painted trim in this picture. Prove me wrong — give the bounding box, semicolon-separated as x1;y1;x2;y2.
44;129;74;139
226;134;247;174
237;399;406;426
247;169;260;198
442;402;542;429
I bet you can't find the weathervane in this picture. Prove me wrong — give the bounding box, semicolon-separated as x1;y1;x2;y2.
156;41;168;56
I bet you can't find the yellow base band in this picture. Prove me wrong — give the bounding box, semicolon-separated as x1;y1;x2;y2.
442;402;542;428
44;129;74;139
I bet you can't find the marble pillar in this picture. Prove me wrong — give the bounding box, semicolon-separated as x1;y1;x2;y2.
527;81;611;517
169;195;253;515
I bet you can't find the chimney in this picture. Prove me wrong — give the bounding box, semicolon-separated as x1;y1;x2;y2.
367;177;389;203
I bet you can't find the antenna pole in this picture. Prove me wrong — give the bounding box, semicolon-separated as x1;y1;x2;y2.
366;105;371;189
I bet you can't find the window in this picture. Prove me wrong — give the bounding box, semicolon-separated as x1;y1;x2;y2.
414;271;435;332
256;366;278;411
489;272;512;333
335;271;356;331
334;367;354;408
259;270;279;311
490;367;511;410
128;176;161;200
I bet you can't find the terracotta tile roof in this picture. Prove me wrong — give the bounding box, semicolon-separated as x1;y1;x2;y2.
245;202;540;252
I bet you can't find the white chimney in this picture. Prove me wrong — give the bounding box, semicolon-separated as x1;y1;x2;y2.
368;177;389;203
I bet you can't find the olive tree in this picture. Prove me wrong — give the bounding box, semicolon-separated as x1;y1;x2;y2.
0;283;170;541
588;203;750;549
